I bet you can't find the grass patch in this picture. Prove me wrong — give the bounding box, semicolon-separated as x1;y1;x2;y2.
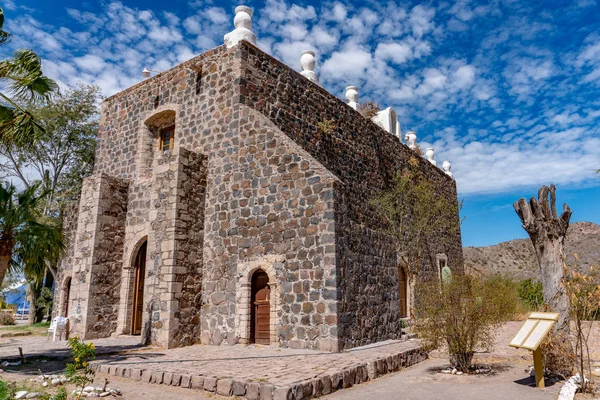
0;324;30;331
0;321;50;335
0;379;9;400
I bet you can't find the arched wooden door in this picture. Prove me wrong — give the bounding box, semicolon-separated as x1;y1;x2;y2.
399;266;408;318
250;270;270;345
63;278;71;316
131;241;147;335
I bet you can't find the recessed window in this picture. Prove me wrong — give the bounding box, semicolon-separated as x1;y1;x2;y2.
159;125;175;151
436;254;449;283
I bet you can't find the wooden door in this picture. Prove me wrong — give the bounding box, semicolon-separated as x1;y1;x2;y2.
399;266;407;318
64;278;71;316
131;242;147;335
251;270;270;345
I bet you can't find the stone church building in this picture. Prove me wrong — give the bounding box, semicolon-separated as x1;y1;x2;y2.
54;8;463;352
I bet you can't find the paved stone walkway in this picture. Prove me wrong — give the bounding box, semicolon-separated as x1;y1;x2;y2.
93;339;426;400
0;335;143;360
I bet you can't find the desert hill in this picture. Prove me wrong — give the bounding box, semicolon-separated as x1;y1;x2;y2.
464;222;600;280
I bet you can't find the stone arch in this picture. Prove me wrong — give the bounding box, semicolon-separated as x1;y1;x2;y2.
236;256;281;346
60;276;72;317
117;235;149;335
398;257;413;319
436;253;449;282
136;105;179;180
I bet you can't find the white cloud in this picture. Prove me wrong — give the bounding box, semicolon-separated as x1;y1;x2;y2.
409;5;436;38
415;68;447;96
328;3;348;23
5;0;597;199
183;16;202;34
321;49;372;81
74;54;106;73
206;8;227;25
3;0;16;11
453;65;476;89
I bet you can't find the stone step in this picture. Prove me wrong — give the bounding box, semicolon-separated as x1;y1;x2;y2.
93;341;427;400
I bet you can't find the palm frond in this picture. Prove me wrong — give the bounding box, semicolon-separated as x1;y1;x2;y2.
0;7;11;46
0;50;57;102
0;103;43;147
0;181;62;282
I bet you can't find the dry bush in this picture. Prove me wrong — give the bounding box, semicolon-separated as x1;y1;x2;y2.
414;274;519;372
317;119;336;135
540;329;576;380
413;144;423;156
0;312;15;325
563;263;600;391
358;101;381;119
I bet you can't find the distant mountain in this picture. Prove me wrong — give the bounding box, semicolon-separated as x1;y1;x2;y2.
464;222;600;281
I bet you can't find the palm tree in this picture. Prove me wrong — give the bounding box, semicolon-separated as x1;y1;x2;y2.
0;6;57;147
0;182;63;287
14;216;63;324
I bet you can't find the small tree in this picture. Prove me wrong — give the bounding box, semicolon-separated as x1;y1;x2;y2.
513;185;572;333
563;263;600;391
36;286;53;321
371;169;461;314
65;337;96;400
414;274;518;372
0;183;63;286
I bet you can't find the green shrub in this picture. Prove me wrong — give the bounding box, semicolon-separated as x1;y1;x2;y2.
414;274;519;372
517;279;543;310
65;336;96;400
36;287;54;320
0;379;8;400
53;387;68;400
0;378;17;400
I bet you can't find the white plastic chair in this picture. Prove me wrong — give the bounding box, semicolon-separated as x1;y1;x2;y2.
47;317;68;342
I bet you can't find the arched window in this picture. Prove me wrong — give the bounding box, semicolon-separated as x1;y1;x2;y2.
159;125;175;151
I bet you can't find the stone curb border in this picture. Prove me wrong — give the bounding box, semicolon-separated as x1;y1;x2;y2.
0;331;32;338
93;346;427;399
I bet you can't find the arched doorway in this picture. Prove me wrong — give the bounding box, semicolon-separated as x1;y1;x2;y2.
131;241;147;335
399;266;408;318
250;270;270;345
63;277;71;316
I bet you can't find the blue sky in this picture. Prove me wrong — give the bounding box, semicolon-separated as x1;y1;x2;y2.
3;0;600;247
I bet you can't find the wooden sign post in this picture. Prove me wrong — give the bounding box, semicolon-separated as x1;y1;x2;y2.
509;312;560;388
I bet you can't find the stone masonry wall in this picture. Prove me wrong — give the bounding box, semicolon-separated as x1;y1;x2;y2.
168;148;206;347
68;173;128;339
198;106;339;351
135;148;205;348
237;41;463;350
62;40;462;351
53;200;79;319
92;43;342;350
92;46;238;348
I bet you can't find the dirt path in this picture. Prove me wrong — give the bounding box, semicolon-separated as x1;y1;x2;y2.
322;357;562;400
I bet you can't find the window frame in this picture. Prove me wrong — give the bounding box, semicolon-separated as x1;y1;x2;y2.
158;125;175;151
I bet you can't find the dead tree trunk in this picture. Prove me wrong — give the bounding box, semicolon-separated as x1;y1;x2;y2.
513;185;572;333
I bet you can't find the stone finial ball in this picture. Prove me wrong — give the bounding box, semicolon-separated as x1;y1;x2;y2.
345;86;359;103
234;6;253;29
301;51;316;72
